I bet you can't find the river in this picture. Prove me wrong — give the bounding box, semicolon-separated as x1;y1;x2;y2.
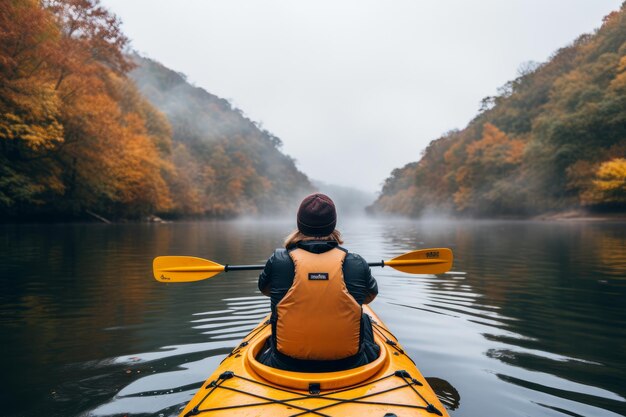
0;219;624;417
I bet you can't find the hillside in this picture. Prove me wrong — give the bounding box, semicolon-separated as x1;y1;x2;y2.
130;56;312;217
370;4;626;217
0;0;311;221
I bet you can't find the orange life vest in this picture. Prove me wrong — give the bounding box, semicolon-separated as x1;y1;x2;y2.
275;247;362;360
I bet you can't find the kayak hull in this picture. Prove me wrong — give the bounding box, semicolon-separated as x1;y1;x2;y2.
179;305;449;417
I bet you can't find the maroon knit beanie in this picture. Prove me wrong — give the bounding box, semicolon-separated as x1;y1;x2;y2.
297;193;337;237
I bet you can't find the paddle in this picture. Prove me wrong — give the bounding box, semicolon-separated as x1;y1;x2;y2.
153;248;453;283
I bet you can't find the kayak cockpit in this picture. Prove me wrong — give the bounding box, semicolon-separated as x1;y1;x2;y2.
245;331;389;391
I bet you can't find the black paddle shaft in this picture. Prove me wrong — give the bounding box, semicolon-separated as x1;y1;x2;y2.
224;264;264;272
224;261;386;272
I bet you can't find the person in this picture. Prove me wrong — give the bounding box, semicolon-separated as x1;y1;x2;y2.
257;193;380;372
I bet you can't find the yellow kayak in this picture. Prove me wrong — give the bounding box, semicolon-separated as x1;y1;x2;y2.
179;304;449;417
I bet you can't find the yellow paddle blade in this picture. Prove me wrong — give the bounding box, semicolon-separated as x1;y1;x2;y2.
153;256;225;282
385;248;453;274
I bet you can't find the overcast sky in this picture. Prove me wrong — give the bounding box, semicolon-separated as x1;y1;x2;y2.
101;0;623;193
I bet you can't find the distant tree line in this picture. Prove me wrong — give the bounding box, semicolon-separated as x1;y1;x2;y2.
370;4;626;217
0;0;311;221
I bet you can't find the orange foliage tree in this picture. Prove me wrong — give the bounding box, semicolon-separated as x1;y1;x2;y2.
1;0;172;218
453;123;525;214
578;158;626;206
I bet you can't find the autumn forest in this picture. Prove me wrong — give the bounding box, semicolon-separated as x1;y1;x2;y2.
0;0;312;221
370;3;626;217
1;0;626;221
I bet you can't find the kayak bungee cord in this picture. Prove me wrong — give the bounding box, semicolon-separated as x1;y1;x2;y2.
225;321;271;359
372;323;406;356
290;370;443;417
185;371;442;417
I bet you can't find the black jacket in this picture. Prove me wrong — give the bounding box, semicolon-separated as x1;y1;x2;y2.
258;240;378;318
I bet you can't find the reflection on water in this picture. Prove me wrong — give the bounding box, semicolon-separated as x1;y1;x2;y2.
0;220;625;417
426;378;461;411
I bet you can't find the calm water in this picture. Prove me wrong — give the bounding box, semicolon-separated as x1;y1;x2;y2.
0;219;625;417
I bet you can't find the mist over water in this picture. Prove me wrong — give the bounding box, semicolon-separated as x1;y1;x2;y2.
312;180;377;216
0;219;625;417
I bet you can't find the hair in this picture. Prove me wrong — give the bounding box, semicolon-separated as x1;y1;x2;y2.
284;229;344;248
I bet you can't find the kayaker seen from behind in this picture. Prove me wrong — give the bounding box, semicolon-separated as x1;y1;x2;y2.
257;193;380;371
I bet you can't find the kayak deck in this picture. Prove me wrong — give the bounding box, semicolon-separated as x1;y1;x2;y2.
179;305;449;417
